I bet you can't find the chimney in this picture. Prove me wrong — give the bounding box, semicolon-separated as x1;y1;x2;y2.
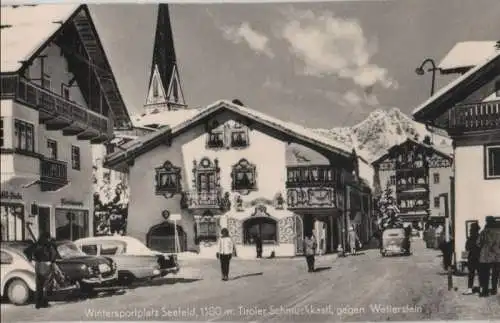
232;99;244;106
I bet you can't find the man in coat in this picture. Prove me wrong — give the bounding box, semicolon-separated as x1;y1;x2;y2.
477;216;500;297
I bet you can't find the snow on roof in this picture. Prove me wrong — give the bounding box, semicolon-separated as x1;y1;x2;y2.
412;50;500;117
1;4;80;72
438;41;499;73
131;108;203;129
106;100;354;165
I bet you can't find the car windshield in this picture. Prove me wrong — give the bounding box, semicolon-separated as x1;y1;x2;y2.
57;242;86;258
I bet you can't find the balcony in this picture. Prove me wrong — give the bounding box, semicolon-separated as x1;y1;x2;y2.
396;183;428;193
181;191;227;211
1;75;112;144
448;100;500;133
398;204;429;214
287;186;337;210
40;158;68;191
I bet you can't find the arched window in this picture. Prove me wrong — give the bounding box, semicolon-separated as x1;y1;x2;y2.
243;217;277;245
147;222;187;253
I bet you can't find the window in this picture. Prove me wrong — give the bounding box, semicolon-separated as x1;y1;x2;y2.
152;77;159;98
155;161;182;195
207;132;224;148
71;145;80;170
433;173;440;184
243;217;277;245
198;222;217;242
14;120;34;152
61;84;70;100
81;244;98;255
0;118;4;147
389;175;396;185
231;130;248;148
434;197;440;208
0;204;25;241
100;241;125;255
485;145;500;179
47;139;58;160
42;74;51;90
55;208;89;241
231;159;257;192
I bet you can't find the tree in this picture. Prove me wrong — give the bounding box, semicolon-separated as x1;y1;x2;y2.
375;182;402;230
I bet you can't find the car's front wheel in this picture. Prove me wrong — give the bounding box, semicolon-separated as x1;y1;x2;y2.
6;278;31;306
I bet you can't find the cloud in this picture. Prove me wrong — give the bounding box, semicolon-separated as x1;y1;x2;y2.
222;22;274;58
279;8;397;90
263;77;294;94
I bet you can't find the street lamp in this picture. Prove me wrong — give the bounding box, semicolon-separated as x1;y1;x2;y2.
415;58;439;97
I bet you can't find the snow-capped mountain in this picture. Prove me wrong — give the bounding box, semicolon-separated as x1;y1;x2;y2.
314;107;452;162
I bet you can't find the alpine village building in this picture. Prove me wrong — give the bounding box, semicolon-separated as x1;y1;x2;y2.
412;41;500;265
101;5;373;258
372;138;453;227
0;5;130;242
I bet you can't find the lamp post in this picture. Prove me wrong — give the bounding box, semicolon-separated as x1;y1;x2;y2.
415;58;439;97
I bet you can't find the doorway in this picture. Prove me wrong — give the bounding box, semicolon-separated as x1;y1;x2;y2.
38;207;51;237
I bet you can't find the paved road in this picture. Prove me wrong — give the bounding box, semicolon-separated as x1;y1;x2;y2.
2;239;499;322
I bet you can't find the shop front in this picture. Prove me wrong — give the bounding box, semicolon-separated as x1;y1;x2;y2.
0;177;93;242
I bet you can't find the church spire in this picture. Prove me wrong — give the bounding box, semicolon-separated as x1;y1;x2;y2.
145;4;186;113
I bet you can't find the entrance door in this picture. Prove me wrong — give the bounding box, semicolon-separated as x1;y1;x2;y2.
38;207;51;237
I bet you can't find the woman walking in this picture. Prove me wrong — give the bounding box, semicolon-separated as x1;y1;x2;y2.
463;223;481;295
348;225;360;255
218;228;234;281
303;232;317;273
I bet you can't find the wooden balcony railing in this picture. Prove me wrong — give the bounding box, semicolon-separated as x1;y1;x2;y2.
40;158;68;191
449;100;500;132
1;75;112;141
398;204;429;214
396;183;428;192
286;166;342;188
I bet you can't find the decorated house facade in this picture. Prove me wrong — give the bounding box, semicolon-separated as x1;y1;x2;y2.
372;138;453;227
104;100;372;258
0;5;130;242
413;42;500;262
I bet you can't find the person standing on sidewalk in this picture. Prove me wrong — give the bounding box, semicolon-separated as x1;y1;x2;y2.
477;216;500;297
218;228;234;281
348;226;360;255
303;232;317;273
463;223;481;295
254;235;263;258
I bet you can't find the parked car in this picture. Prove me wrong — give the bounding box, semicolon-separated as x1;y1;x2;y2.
75;236;179;285
1;245;36;305
2;240;118;296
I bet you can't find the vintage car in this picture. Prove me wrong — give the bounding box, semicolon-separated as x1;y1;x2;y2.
1;245;36;305
75;236;179;285
2;240;118;297
380;228;411;257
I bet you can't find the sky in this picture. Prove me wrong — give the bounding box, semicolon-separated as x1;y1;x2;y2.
89;0;500;129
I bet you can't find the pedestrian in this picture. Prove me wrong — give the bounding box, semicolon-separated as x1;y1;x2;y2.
25;232;58;309
463;222;481;295
477;216;500;297
254;235;263;258
218;228;234;281
303;232;317;272
348;225;360;255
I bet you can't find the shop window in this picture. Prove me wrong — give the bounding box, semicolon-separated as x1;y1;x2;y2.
14;119;34;152
155;161;182;196
243;217;277;245
71;145;80;170
198;222;217;242
55;209;89;241
0;204;25;241
47;139;58;160
485;144;500;179
231;159;257;192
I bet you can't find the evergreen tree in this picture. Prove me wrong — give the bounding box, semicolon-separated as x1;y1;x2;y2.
375;182;401;230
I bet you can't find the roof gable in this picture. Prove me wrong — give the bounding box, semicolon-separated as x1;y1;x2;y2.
104;100;354;169
438;41;499;74
372;138;452;165
1;4;131;128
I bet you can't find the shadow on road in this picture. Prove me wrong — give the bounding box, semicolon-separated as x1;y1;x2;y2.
128;277;201;289
230;272;263;280
313;266;332;272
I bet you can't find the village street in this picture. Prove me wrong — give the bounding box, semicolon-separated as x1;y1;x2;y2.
2;239;499;322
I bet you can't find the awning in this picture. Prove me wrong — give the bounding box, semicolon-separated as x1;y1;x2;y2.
1;177;39;200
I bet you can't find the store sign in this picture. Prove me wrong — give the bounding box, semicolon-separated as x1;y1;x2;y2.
60;198;84;207
1;191;23;200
